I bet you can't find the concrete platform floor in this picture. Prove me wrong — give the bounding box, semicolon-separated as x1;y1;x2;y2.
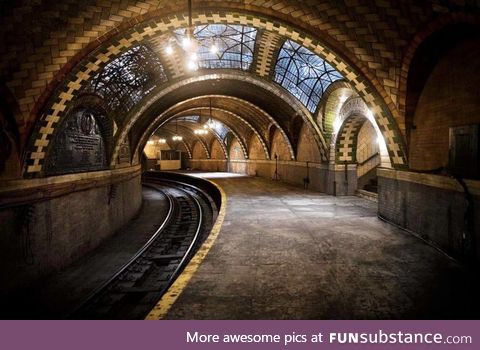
165;173;480;319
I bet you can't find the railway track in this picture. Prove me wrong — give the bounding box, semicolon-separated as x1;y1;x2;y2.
70;178;215;319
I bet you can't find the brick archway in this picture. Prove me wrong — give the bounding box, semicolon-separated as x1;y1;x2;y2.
24;10;408;176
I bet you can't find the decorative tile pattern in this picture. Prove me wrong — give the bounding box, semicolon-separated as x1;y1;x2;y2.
23;10;411;175
336;115;367;163
255;30;282;77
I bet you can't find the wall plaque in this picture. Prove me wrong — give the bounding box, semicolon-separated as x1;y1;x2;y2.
45;108;107;175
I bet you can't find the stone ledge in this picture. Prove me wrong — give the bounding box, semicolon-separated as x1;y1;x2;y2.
356;189;378;202
0;165;141;208
377;168;480;196
191;158;332;169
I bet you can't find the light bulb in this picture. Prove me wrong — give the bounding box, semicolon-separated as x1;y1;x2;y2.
182;37;191;49
187;60;198;71
333;118;342;133
210;44;218;54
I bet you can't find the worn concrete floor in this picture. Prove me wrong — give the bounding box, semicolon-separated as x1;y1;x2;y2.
166;174;480;319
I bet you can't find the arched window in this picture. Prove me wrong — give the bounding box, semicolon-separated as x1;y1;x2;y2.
84;45;167;119
174;24;257;70
274;40;343;113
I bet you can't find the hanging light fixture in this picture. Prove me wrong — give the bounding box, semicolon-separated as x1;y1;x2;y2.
158;138;167;144
164;0;199;70
206;97;214;129
172;118;183;141
164;0;220;71
194;108;209;135
194;128;208;135
185;0;199;71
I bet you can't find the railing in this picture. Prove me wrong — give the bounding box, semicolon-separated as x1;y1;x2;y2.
357;152;379;166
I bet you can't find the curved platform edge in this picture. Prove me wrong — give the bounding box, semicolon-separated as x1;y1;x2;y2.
144;175;227;320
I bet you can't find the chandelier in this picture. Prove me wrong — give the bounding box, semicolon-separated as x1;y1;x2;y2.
164;0;218;71
172;118;183;142
147;138;167;145
194;98;213;135
194;125;208;135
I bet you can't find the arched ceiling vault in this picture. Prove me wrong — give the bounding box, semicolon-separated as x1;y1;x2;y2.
162;124;211;159
168;107;270;160
20;8;414;177
123;74;309;165
164;119;229;160
153;128;193;159
129;89;300;163
137;108;252;162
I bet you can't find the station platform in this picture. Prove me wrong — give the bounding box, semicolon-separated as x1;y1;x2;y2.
6;172;479;319
160;172;478;319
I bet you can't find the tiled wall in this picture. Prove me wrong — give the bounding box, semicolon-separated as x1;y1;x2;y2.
378;168;480;262
356;122;380;178
409;38;480;171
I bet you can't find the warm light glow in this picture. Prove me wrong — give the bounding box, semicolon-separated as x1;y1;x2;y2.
165;45;173;55
194;129;208;135
187;60;198;71
333;118;342;133
172;135;183;141
366;109;374;120
210;44;218;54
158;138;167;144
182;37;192;49
147;140;155;145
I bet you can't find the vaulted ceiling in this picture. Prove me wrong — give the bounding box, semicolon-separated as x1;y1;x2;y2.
0;0;478;178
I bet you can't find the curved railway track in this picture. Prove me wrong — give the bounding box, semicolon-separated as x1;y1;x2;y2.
70;178;215;319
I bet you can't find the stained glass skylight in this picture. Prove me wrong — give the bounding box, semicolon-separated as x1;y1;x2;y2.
174;24;257;70
274;40;343;113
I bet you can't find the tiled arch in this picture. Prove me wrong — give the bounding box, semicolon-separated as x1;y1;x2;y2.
397;13;480;120
152;127;193;160
208;134;229;160
140;111;250;162
25;11;408;176
122;77;298;165
335;115;367;164
162;106;269;160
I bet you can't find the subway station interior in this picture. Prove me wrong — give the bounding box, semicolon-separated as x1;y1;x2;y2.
1;0;480;320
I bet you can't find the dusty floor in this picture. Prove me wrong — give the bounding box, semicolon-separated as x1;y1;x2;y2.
165;174;480;319
5;173;479;319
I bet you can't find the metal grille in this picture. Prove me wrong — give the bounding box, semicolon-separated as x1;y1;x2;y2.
83;45;167;121
174;24;257;70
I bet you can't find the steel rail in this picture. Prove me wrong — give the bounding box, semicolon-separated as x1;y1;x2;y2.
68;180;209;319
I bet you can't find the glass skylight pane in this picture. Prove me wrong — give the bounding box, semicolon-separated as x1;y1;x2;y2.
84;45;167;119
273;39;343;113
174;24;257;71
